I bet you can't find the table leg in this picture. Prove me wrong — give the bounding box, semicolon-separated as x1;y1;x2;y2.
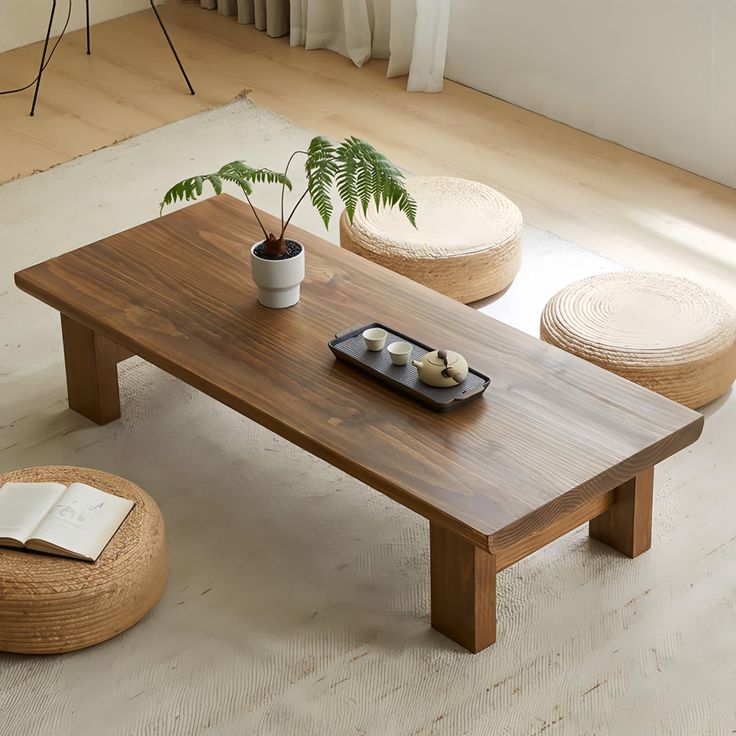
430;522;496;653
60;314;121;425
589;467;654;558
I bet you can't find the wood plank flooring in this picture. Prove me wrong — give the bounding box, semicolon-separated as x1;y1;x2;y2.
1;0;734;301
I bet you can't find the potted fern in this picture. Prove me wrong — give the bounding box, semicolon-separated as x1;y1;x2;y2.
160;136;416;309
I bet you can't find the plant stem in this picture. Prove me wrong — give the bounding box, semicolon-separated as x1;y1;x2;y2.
280;150;308;234
239;185;269;241
280;188;311;241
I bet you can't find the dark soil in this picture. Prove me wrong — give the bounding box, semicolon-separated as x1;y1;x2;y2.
253;239;303;261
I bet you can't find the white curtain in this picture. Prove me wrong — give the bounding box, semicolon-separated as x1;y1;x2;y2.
201;0;290;38
290;0;450;92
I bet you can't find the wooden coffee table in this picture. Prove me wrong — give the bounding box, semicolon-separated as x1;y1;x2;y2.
15;195;703;653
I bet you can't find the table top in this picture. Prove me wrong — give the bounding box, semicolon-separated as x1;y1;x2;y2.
15;195;703;553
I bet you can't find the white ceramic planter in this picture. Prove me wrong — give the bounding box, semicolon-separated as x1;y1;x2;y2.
249;240;305;309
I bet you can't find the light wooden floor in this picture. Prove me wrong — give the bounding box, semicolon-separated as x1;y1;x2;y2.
1;0;734;300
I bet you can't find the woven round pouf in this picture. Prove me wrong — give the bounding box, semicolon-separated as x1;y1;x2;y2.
340;176;523;303
540;272;736;408
0;466;166;654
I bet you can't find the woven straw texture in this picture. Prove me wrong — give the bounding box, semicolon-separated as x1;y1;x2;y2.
540;272;736;408
0;466;166;654
340;176;523;303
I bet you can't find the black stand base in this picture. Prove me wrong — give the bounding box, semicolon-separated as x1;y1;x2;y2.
150;0;195;95
30;0;195;116
30;0;56;116
86;0;91;54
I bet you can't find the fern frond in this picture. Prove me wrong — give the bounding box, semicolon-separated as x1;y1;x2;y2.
160;161;292;217
334;137;416;227
305;136;338;229
159;173;224;214
160;139;415;239
217;161;291;190
217;162;294;200
335;151;357;222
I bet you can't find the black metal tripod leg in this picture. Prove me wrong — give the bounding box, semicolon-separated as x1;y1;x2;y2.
150;0;195;95
30;0;57;116
86;0;91;54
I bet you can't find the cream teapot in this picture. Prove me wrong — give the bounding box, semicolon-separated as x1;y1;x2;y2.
412;349;469;387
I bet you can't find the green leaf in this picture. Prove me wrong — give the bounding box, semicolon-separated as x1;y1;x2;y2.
206;174;223;195
159;139;416;237
217;161;292;195
332;137;416;227
159;174;215;215
305;136;338;229
160;162;291;215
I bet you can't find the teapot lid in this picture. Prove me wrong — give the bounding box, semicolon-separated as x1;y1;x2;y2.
426;349;461;367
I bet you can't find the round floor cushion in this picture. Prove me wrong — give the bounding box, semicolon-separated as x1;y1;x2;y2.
540;272;736;408
0;466;166;654
339;176;523;303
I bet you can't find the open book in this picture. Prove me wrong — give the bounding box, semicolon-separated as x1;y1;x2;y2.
0;481;135;562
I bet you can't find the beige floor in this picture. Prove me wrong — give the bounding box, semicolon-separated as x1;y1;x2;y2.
1;0;735;301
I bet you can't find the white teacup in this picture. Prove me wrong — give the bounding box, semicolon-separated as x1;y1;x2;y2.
387;341;413;365
363;327;388;351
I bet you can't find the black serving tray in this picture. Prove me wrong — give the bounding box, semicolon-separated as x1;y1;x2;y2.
328;323;491;412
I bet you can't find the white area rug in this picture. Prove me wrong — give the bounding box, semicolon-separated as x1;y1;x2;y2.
0;99;734;736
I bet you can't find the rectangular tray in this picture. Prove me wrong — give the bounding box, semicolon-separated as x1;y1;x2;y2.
328;323;490;412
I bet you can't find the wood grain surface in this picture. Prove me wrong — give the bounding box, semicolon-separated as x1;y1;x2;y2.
61;313;122;425
15;195;704;557
589;467;654;557
430;522;496;653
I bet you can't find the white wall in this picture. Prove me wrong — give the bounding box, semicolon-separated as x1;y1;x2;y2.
0;0;160;54
445;0;736;188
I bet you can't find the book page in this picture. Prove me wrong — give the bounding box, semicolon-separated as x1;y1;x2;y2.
28;483;135;562
0;482;67;545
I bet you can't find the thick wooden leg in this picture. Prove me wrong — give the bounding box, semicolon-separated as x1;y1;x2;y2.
430;522;496;653
589;467;654;558
60;314;121;425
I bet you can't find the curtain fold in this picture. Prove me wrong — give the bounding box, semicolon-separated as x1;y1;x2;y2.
201;0;448;91
289;0;449;92
201;0;289;38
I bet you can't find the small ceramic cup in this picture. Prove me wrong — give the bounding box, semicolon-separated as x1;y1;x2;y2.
387;341;413;365
363;327;388;351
